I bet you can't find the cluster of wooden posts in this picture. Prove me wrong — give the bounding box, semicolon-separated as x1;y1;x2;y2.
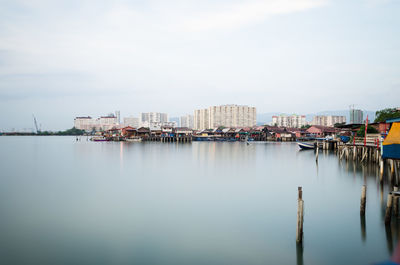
336;143;400;184
300;140;400;245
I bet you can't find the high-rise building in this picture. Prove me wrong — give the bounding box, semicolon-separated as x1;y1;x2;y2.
140;112;169;124
194;105;256;130
74;117;95;131
271;114;306;128
350;109;363;124
74;114;118;131
115;111;120;124
311;116;346;127
123;116;139;127
180;115;194;129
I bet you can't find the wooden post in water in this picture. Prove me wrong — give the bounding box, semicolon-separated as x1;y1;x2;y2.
380;159;384;183
316;146;319;162
390;160;395;179
296;187;304;244
360;185;367;216
385;193;393;225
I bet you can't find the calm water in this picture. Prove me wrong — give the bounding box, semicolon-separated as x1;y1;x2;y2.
0;136;397;265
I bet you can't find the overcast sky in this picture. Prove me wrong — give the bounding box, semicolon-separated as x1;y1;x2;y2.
0;0;399;130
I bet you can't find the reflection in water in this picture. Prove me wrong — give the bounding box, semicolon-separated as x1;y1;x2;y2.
360;215;366;242
296;243;304;265
1;138;400;265
386;224;394;255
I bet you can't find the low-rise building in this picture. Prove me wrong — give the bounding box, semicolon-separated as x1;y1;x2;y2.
306;125;338;137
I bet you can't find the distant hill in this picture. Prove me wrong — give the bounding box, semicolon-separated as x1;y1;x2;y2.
257;110;376;125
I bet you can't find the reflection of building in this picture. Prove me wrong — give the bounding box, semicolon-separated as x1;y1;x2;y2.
180;115;194;129
311;116;346;127
350;109;363;124
194;105;256;130
124;116;139;128
271;114;306;128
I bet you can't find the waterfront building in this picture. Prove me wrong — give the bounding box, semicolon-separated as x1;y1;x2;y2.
311;115;346;127
74;114;118;131
98;115;118;130
123;116;139;128
149;121;177;130
306;125;338;137
194;104;256;130
271;114;306;128
180;115;194;129
350;109;363;124
74;116;95;131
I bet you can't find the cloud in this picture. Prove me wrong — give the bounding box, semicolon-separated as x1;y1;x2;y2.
180;0;328;32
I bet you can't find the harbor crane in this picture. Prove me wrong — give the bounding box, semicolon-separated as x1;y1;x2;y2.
32;114;41;133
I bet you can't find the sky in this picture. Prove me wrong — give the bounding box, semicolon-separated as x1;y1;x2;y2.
0;0;399;131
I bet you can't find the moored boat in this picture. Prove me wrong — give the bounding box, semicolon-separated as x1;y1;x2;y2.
126;137;143;142
297;142;315;150
90;136;109;142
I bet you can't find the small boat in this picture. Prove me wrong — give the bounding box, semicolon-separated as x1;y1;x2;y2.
90;136;109;142
297;142;315;150
126;137;142;142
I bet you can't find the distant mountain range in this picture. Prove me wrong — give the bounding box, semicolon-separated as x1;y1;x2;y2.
256;110;376;125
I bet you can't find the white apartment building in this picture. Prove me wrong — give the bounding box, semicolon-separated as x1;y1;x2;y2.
140;112;168;123
74;114;118;131
311;115;346;127
180;115;194;129
271;114;306;128
194;109;209;130
74;117;95;131
115;111;121;124
194;105;256;130
123;116;139;128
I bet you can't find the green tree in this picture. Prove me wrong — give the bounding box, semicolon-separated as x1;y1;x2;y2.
301;125;311;129
374;108;400;123
334;122;346;128
356;125;378;137
55;127;85;136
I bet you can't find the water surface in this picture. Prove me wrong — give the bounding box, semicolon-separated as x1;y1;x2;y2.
0;136;396;265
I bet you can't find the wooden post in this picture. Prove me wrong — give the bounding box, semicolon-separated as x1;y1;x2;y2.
390;160;395;179
360;185;367;216
296;187;304;244
380;159;384;182
385;194;393;225
316;146;319;162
